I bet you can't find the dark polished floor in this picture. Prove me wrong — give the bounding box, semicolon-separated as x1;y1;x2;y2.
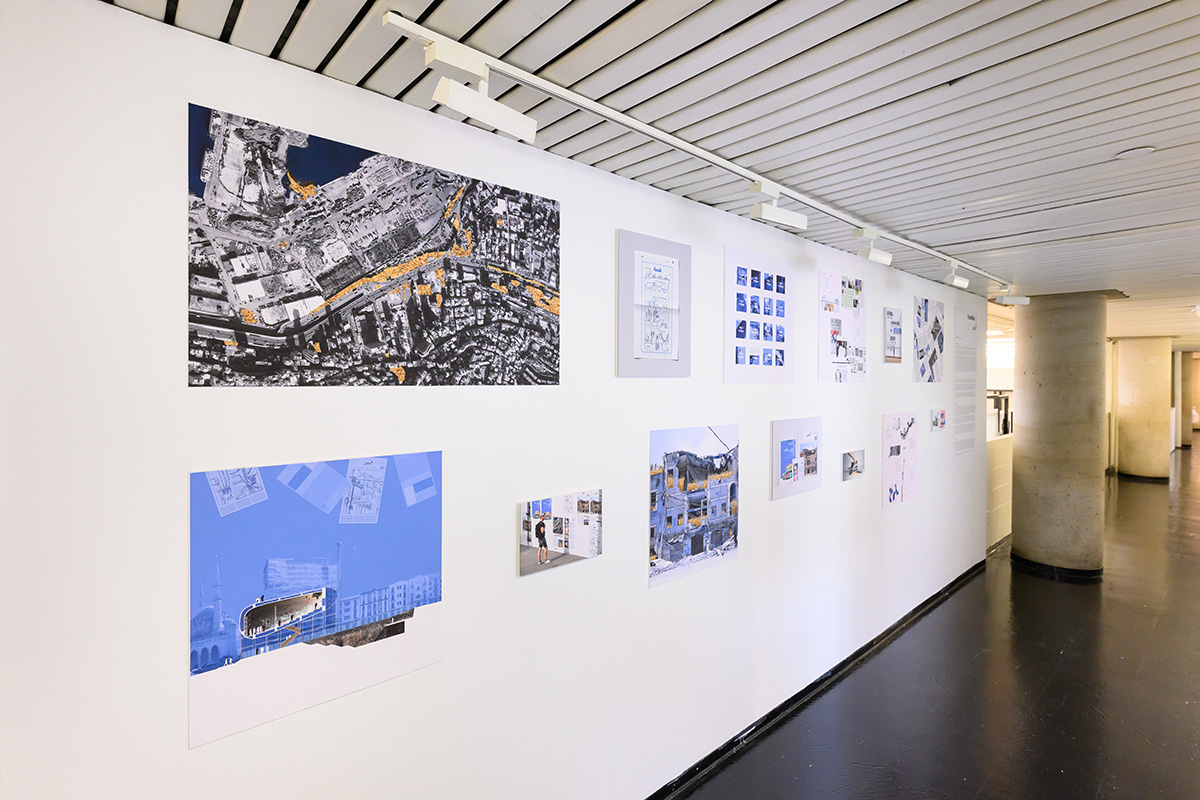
681;447;1200;799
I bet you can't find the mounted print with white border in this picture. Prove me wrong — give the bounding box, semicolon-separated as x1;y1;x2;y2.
724;247;793;383
617;230;691;377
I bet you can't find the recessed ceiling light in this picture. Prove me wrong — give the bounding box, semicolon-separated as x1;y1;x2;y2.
1115;146;1155;159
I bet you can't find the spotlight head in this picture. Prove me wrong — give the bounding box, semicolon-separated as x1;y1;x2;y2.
994;294;1030;306
750;202;808;231
942;272;969;289
857;244;892;266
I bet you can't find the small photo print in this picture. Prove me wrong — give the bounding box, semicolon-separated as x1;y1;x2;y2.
736;266;748;286
519;489;603;577
763;349;774;367
776;299;785;318
764;273;774;292
763;297;773;317
751;269;761;289
750;295;761;315
736;292;747;312
776;349;785;367
775;325;785;343
749;354;760;365
749;321;760;340
735;320;746;339
842;450;864;481
735;346;746;365
763;323;774;340
776;275;786;294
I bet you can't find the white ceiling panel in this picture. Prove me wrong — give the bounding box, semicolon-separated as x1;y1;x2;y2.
115;0;167;20
229;0;299;55
103;0;1200;344
175;0;234;39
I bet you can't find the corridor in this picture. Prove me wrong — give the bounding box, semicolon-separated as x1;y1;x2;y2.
680;448;1200;799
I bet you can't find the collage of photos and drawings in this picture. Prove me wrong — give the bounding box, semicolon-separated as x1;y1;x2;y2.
183;105;975;745
190;451;442;741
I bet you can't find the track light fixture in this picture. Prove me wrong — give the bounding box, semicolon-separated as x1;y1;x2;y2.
748;180;808;231
853;227;892;266
385;13;537;143
941;260;970;289
381;12;1017;293
994;288;1030;306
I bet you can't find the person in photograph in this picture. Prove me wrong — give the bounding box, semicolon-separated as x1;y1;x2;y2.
536;517;549;565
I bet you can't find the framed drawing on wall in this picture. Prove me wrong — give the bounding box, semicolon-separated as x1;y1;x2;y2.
617;229;692;377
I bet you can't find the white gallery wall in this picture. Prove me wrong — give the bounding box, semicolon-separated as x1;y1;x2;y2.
0;1;986;797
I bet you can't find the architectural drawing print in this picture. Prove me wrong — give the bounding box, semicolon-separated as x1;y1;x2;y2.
634;250;679;360
883;412;918;506
340;457;388;524
649;425;739;586
188;104;560;386
913;296;946;382
206;467;268;516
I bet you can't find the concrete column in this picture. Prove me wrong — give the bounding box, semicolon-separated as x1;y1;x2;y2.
1172;351;1182;449
1012;292;1107;575
1182;355;1194;447
1191;354;1200;432
1116;337;1173;480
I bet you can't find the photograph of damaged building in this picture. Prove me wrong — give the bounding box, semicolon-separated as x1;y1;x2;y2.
649;425;739;587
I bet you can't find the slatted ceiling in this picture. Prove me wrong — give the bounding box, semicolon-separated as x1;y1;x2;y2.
667;0;1131;164
806;97;1200;206
803;13;1200;174
919;188;1200;248
835;124;1200;221
902;178;1200;241
676;0;1174;178
276;0;365;70
533;0;835;155
174;0;234;38
846;147;1200;229
229;0;297;54
116;0;167;19
572;132;669;167
321;1;425;85
525;0;780;147
797;66;1200;190
776;52;1200;204
492;0;717;120
912;166;1200;233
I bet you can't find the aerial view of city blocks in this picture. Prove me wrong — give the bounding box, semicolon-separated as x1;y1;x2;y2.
187;105;561;386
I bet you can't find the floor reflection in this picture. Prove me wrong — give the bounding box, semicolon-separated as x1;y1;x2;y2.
681;448;1200;799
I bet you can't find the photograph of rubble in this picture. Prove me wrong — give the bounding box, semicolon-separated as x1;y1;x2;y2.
188;104;560;386
518;489;603;576
649;425;739;587
189;450;442;745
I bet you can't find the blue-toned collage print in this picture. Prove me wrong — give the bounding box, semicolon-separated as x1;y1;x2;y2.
734;266;787;368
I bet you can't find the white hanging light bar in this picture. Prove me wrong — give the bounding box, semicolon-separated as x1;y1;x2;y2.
748;179;808;232
382;11;1009;289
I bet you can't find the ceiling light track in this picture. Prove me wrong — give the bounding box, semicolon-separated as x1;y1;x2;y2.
382;11;1010;290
